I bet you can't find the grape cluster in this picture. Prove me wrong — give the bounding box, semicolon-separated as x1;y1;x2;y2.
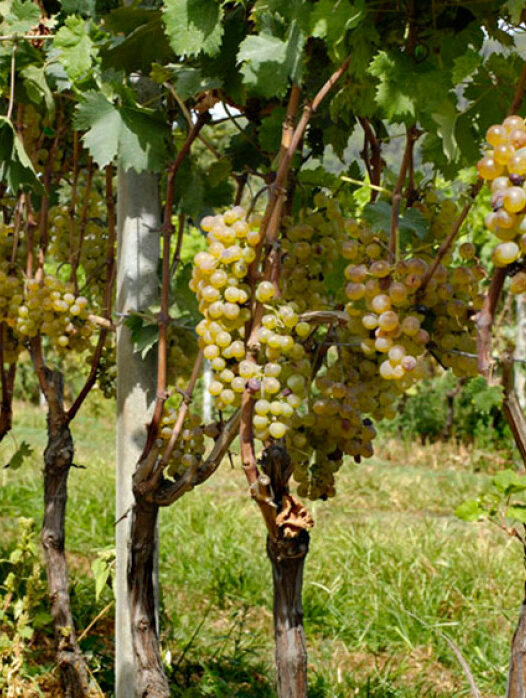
96;343;116;399
47;181;109;296
167;325;200;388
190;208;308;439
190;206;254;409
477;115;526;278
13;276;95;353
158;408;206;480
342;216;480;382
281;193;347;311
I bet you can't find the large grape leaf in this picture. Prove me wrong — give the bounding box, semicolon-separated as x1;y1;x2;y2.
237;21;305;98
55;16;96;80
163;0;223;57
74;92;169;172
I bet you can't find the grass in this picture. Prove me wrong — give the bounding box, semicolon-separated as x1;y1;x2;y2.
0;401;523;696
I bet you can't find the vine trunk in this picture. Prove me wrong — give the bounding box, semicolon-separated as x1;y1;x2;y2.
42;368;94;697
268;531;310;698
129;498;170;697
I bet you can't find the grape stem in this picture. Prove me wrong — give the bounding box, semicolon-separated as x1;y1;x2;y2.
67;165;116;423
299;310;348;325
71;158;94;284
340;176;392;197
389;125;419;265
419;179;483;293
137;112;210;483
475;266;507;378
509;59;526;115
0;324;16;442
153;408;241;507
358;117;383;202
501;352;526;464
156;349;204;474
68;132;80;293
6;41;16;121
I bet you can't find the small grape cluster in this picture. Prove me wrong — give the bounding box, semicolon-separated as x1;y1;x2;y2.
167;326;200;387
96;343;116;398
13;276;95;353
287;372;377;500
48;182;109;295
477;115;526;280
158;408;207;480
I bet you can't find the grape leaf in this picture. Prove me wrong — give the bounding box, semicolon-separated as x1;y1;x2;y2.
91;556;112;601
452;49;481;84
74;92;169;172
151;64;222;100
163;0;223;57
20;65;55;119
55;16;96;80
493;469;526;495
0;0;40;34
454;499;484;522
101;14;172;73
125;314;159;359
259;106;285;153
503;0;524;24
506;505;526;524
60;0;95;17
4;441;33;470
310;0;363;59
237;21;305;98
0;116;41;192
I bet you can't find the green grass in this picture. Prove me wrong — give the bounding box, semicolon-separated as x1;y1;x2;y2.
0;403;522;696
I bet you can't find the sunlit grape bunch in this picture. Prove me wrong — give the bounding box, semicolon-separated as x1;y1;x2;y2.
190;205;255;409
190;207;316;440
477;114;526;278
13;276;95;353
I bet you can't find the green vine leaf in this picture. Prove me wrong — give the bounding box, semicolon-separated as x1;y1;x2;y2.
74;92;169;172
4;441;33;471
55;16;97;80
163;0;224;58
455;499;485;522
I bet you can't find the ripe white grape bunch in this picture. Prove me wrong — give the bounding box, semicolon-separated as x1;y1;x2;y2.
190;207;309;441
477;114;526;283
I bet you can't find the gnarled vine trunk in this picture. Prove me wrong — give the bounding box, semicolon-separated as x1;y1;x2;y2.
129;497;170;698
256;445;313;698
267;531;310;698
41;368;93;697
